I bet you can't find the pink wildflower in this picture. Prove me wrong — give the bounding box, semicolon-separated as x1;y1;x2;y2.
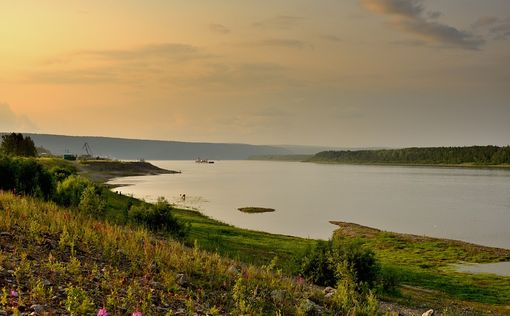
10;289;18;297
132;311;142;316
97;307;108;316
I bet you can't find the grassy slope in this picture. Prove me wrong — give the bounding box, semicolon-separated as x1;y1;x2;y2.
0;192;328;315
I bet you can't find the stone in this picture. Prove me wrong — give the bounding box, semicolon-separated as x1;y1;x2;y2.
323;286;336;294
30;304;44;313
270;290;285;302
227;265;239;275
0;310;8;316
176;273;188;286
300;299;322;315
422;309;434;316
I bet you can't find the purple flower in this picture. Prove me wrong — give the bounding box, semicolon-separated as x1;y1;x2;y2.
10;289;18;298
97;307;108;316
132;311;142;316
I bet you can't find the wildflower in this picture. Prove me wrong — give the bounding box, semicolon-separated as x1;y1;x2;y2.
132;311;142;316
97;307;108;316
10;289;18;298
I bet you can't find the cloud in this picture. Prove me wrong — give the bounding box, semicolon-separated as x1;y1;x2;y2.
320;35;343;43
74;43;207;62
253;15;304;30
0;103;37;132
209;23;230;34
472;16;510;40
361;0;485;50
28;43;212;85
246;38;311;49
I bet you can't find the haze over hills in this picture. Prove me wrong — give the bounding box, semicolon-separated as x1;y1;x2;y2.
2;133;315;160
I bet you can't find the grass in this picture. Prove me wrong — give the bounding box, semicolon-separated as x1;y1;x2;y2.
237;207;276;214
0;192;333;315
332;222;510;311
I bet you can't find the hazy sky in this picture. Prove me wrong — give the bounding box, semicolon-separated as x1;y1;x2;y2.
1;0;509;147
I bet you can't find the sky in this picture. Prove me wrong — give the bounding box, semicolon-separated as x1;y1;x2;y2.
1;0;509;147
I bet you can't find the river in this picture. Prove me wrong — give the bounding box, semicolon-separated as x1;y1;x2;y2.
108;160;510;249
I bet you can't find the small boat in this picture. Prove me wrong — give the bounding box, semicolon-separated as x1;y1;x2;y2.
195;158;214;164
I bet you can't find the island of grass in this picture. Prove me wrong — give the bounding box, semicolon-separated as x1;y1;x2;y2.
238;207;276;213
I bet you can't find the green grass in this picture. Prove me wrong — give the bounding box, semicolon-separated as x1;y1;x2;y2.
0;192;335;315
333;224;510;307
237;207;276;214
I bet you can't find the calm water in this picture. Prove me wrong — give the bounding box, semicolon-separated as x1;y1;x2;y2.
108;161;510;249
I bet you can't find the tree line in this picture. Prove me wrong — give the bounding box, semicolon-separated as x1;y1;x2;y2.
309;146;510;165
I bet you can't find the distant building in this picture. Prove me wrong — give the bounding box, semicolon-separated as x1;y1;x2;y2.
63;154;77;161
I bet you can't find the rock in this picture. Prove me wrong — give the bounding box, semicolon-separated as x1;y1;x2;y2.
30;304;44;313
422;309;434;316
325;292;335;299
176;273;188;286
324;286;336;294
42;279;51;287
150;281;164;290
0;310;7;316
300;299;322;315
270;290;285;302
227;265;239;275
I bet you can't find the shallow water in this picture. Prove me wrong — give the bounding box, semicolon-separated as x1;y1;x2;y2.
108;160;510;248
453;262;510;277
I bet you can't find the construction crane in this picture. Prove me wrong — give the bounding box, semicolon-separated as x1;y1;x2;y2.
82;142;94;158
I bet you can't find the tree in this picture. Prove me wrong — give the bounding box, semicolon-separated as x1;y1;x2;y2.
1;133;37;157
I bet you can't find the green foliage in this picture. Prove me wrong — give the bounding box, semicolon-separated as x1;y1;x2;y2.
332;237;380;289
1;133;37;157
49;165;77;182
129;197;188;238
0;155;54;199
64;285;95;316
310;146;510;165
297;238;380;290
55;175;91;207
79;185;106;217
298;241;336;287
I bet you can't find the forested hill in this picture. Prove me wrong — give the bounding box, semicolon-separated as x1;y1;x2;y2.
308;146;510;165
2;133;293;160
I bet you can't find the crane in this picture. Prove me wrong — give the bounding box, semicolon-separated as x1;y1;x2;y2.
82;142;94;158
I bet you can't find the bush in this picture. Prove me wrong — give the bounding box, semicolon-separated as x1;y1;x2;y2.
297;238;380;290
49;165;77;182
298;241;336;287
55;175;91;207
79;185;106;217
0;155;54;199
332;237;380;289
129;197;188;238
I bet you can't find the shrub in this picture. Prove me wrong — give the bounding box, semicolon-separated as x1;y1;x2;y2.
79;185;106;217
129;197;188;238
0;155;54;199
332;237;380;289
49;165;77;182
55;175;91;207
298;241;336;287
297;238;380;290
